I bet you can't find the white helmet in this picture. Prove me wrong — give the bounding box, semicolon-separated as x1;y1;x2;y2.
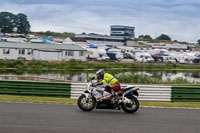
96;69;105;80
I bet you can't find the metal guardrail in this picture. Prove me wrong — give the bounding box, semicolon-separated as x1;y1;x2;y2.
71;83;172;101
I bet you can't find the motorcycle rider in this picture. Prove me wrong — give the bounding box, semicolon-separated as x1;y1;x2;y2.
93;69;121;97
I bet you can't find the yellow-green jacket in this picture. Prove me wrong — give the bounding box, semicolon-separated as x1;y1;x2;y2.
102;73;118;85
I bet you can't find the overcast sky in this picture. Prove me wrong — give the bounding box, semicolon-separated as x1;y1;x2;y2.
0;0;200;42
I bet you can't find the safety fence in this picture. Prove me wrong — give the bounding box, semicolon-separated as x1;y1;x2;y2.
171;86;200;102
0;80;200;102
71;83;172;101
0;80;71;97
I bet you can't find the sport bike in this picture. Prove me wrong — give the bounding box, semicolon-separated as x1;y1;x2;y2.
78;77;139;113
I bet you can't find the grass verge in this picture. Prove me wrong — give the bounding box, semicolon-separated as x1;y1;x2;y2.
140;101;200;108
0;95;77;104
0;95;200;108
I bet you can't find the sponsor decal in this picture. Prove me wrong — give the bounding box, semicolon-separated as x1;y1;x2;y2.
97;93;111;101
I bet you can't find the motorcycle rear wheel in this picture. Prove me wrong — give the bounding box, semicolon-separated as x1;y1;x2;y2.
78;94;96;111
121;95;139;113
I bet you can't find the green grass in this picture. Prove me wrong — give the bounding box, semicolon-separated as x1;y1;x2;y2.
0;94;200;108
0;95;77;104
140;101;200;108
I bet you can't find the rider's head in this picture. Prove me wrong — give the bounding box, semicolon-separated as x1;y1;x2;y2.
96;69;105;80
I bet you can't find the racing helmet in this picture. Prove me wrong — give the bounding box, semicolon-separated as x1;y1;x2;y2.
96;69;105;80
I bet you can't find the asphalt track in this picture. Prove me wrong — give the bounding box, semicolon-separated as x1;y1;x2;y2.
0;102;200;133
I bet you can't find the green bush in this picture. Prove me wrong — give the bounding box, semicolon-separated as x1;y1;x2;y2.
115;73;195;84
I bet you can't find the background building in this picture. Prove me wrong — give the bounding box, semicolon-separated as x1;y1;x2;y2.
75;25;135;46
110;25;135;40
75;34;124;46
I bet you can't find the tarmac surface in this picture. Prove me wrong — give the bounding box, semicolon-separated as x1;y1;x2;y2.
0;102;200;133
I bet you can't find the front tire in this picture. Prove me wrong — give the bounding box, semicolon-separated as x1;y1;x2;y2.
121;95;139;113
78;94;96;111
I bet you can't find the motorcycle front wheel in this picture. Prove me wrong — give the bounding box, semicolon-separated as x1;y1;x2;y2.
121;95;139;113
78;94;96;111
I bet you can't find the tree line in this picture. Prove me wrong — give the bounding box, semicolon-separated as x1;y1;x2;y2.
0;11;30;34
137;34;190;44
138;34;172;41
33;31;75;38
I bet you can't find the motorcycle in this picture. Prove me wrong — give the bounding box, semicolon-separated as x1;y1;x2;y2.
78;77;139;113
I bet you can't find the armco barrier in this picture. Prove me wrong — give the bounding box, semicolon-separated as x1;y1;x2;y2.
172;86;200;102
1;80;199;102
71;83;172;101
0;80;71;97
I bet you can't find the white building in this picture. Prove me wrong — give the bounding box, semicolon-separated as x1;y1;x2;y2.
0;42;87;61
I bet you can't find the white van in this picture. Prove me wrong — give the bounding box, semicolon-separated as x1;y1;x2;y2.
134;52;154;63
163;56;177;63
86;48;110;61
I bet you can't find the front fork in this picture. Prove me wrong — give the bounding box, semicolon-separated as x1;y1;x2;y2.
83;93;94;102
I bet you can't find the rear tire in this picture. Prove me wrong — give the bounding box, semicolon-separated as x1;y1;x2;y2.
78;94;96;111
121;95;139;113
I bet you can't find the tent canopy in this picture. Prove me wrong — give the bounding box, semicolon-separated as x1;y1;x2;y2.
89;44;98;48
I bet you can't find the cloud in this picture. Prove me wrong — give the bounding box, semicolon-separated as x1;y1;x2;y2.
0;0;200;42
